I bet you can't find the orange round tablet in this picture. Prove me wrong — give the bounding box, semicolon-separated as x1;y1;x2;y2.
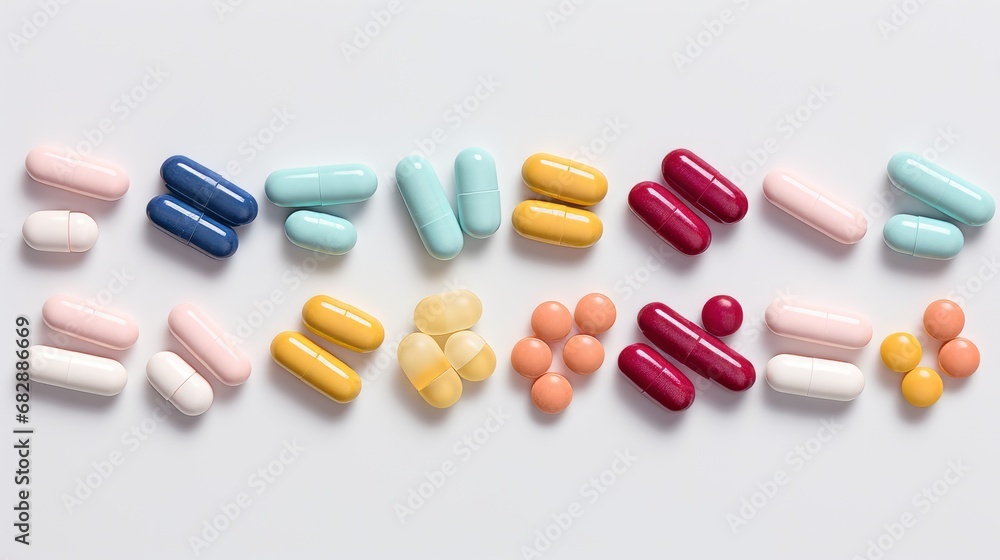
574;293;616;335
923;299;965;341
938;337;980;378
531;372;572;414
562;334;604;375
531;301;573;342
511;337;552;379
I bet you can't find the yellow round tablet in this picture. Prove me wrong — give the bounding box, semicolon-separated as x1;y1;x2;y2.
901;367;943;408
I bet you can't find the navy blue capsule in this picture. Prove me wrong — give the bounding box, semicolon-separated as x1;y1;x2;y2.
147;194;239;259
161;155;258;226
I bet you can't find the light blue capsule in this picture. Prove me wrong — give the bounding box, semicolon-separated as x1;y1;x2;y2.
265;164;377;208
454;147;501;239
883;214;964;260
887;152;995;226
395;156;463;260
283;210;357;255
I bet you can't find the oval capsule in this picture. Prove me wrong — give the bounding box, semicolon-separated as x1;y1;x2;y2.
765;354;865;401
617;343;695;412
270;331;362;403
661;149;748;223
637;302;755;392
628;181;711;255
764;299;872;349
161;155;258;226
521;153;607;206
22;210;99;253
302;295;384;353
25;146;129;201
763;169;867;244
395;156;464;260
398;332;463;408
146;194;239;259
444;330;496;382
42;294;139;350
146;351;214;416
455;147;501;239
284;210;357;256
511;200;603;248
168;303;251;386
887;152;995;226
264;163;377;207
28;345;127;396
883;214;964;260
414;290;482;336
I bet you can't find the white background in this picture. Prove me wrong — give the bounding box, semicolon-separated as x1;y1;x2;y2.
2;1;998;559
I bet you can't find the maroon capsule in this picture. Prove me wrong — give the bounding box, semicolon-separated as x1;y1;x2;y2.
701;295;743;337
628;181;711;255
618;343;695;412
661;149;748;223
637;302;755;392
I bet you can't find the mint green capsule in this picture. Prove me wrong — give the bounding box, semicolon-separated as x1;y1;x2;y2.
395;156;463;260
887;152;995;226
283;210;357;255
883;214;963;260
454;147;501;239
265;164;377;207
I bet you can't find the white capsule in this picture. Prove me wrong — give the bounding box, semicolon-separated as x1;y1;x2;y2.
28;345;127;396
146;351;214;416
765;354;864;401
22;210;99;253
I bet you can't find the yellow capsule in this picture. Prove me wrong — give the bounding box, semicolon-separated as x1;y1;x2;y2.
413;290;482;336
901;367;943;408
879;332;922;373
521;153;608;206
512;200;603;248
302;294;384;353
270;331;362;403
398;332;463;408
444;330;496;382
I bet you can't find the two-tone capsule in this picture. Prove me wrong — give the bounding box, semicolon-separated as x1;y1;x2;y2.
763;169;867;244
398;332;463;408
628;181;711;255
396;156;464;260
883;214;964;260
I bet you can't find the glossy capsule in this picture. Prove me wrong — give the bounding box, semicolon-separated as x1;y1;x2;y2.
414;290;482;336
168;303;251;386
42;293;139;350
455;147;501;238
511;200;603;248
146;351;214;416
883;214;964;260
284;210;357;255
444;330;496;382
661;149;747;223
302;295;384;353
628;181;711;255
887;152;995;226
618;343;695;412
637;302;755;392
25;145;129;201
264;163;377;207
763;169;867;244
22;210;99;253
28;345;127;396
521;153;607;207
395;156;463;260
270;331;362;403
765;354;865;401
161;156;257;226
146;194;239;259
764;299;872;349
398;332;463;408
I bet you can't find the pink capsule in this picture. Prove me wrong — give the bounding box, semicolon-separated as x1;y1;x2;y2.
618;343;695;411
25;146;129;201
168;303;251;386
628;182;711;255
762;169;867;244
42;293;139;350
661;149;748;223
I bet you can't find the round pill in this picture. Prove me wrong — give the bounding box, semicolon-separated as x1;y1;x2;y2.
511;337;552;379
923;299;965;341
531;301;573;342
574;293;617;335
901;367;943;408
879;332;922;373
562;334;605;375
938;337;980;378
701;295;743;337
531;372;573;414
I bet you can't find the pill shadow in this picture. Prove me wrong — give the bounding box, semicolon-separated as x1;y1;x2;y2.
758;198;855;261
761;384;858;417
507;232;596;267
390;369;451;425
897;396;934;424
142;382;205;431
265;359;355;421
142;225;231;277
619;204;700;275
20;174;124;220
613;374;688;431
29;381;119;413
878;244;952;277
19;241;90;270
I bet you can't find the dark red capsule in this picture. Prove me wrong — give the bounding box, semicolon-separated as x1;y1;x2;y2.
637;302;755;392
661;149;748;223
628;181;711;255
618;343;695;412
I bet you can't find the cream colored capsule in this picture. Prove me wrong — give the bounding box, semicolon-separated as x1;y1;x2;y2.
413;290;482;336
22;210;99;253
398;332;463;408
444;330;496;382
